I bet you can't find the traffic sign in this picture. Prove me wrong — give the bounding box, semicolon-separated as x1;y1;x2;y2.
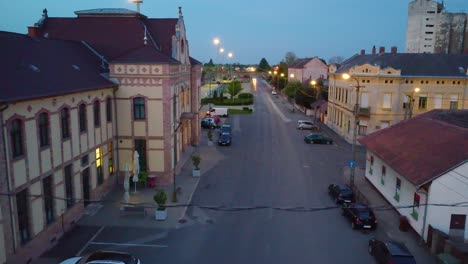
348;160;356;169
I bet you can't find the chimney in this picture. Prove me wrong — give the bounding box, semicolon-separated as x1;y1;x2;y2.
379;46;385;54
28;27;40;38
360;49;365;55
372;45;376;54
391;46;398;54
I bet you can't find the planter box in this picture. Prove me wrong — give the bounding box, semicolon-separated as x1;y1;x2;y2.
192;169;201;177
155;209;167;221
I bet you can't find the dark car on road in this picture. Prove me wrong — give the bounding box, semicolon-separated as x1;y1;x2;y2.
219;124;231;135
218;133;232;146
201;118;216;129
328;184;355;204
60;251;140;264
342;203;377;230
304;133;333;144
368;239;416;264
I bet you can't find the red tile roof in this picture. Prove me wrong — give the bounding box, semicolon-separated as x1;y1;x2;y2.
0;31;116;103
145;19;178;57
358;110;468;187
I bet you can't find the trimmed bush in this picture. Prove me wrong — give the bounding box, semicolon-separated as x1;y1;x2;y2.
238;93;253;99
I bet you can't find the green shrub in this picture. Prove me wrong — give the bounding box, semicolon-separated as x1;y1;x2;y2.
153;190;167;210
192;155;201;170
238;93;253;99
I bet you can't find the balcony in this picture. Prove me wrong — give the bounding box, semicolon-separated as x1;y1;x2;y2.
359;107;371;117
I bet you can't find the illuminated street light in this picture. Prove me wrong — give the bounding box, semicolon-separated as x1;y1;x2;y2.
213;38;220;46
129;0;143;13
406;87;421;120
290;73;295;78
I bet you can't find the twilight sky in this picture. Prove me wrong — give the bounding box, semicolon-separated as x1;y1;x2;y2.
1;0;466;64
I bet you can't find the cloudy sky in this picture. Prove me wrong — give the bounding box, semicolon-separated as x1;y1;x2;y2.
1;0;466;64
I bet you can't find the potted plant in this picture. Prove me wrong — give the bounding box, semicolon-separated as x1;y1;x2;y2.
153;190;167;220
207;130;213;146
192;155;201;177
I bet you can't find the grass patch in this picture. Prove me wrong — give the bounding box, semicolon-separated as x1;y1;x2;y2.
228;108;253;115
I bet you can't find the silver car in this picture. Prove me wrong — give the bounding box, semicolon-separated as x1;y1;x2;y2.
297;120;318;130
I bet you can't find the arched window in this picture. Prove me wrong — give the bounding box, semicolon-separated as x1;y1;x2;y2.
38;112;49;147
79;104;87;132
93;100;100;127
10;119;23;158
61;108;70;139
133;97;146;120
106;97;112;122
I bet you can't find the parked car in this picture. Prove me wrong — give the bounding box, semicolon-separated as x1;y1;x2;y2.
342;203;377;230
271;90;277;95
201;118;216;129
368;239;416;264
297;120;318;130
206;107;228;117
219;124;231;135
60;251;140;264
304;133;333;144
218;133;232;146
328;184;355;204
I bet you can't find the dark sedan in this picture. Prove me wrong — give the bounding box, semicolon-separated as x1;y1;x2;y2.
342;203;377;230
368;239;416;264
218;133;231;146
304;133;333;144
328;184;355;204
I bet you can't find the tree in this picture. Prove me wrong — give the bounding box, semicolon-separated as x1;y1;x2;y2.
257;58;271;72
284;81;303;99
328;56;345;65
226;81;242;99
284;52;297;66
205;59;215;67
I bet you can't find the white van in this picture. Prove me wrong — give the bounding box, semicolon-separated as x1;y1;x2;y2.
207;107;228;117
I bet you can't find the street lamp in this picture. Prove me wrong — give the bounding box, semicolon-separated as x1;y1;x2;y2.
273;71;278;91
310;80;319;124
129;0;143;13
227;52;233;79
405;87;420;120
342;73;364;188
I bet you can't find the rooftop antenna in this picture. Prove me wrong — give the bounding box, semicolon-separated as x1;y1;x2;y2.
130;0;143;13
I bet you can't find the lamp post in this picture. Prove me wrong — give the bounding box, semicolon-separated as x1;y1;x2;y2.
311;80;318;123
227;52;233;79
342;73;364;188
274;70;278;91
406;87;420;120
130;0;143;13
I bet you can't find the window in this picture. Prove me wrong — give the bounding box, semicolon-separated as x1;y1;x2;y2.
43;176;54;224
81;154;89;167
64;164;74;209
395;178;401;201
450;95;458;110
381;165;386;185
412;193;420;220
108;142;114;174
133;97;146;120
38;112;49;147
434;94;442;109
418;95;427;109
360;93;369;108
10;119;23;158
93;101;100;127
61;108;70;139
106;97;112;122
79;104;87;132
16;189;30;244
96;148;103;185
134;139;147;172
368;155;374;175
382;93;392;109
380;121;390;129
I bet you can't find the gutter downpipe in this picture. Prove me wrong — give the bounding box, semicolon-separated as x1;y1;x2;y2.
417;186;430;245
112;88;120;184
0;104;16;253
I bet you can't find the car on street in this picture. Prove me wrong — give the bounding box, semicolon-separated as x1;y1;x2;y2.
219;124;231;135
328;184;355;204
60;251;140;264
304;133;333;144
368;239;416;264
342;203;377;230
218;133;232;146
201;118;216;129
297;120;319;130
271;90;277;95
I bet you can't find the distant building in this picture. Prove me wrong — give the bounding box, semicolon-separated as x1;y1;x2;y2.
288;57;328;84
359;110;468;242
327;51;468;143
406;0;468;54
0;7;201;263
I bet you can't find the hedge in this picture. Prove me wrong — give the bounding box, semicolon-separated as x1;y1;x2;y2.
238;93;253;99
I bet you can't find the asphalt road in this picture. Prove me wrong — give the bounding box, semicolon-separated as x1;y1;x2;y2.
134;77;373;263
48;77;375;263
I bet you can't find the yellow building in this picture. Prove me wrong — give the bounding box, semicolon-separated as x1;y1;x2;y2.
0;7;201;263
327;52;468;143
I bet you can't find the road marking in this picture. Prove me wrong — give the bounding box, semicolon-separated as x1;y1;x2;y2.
178;177;201;224
265;92;291;122
77;225;105;256
89;242;168;248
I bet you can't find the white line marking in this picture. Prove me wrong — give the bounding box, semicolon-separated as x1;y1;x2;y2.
89;242;168;248
77;226;105;255
265;93;291;122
